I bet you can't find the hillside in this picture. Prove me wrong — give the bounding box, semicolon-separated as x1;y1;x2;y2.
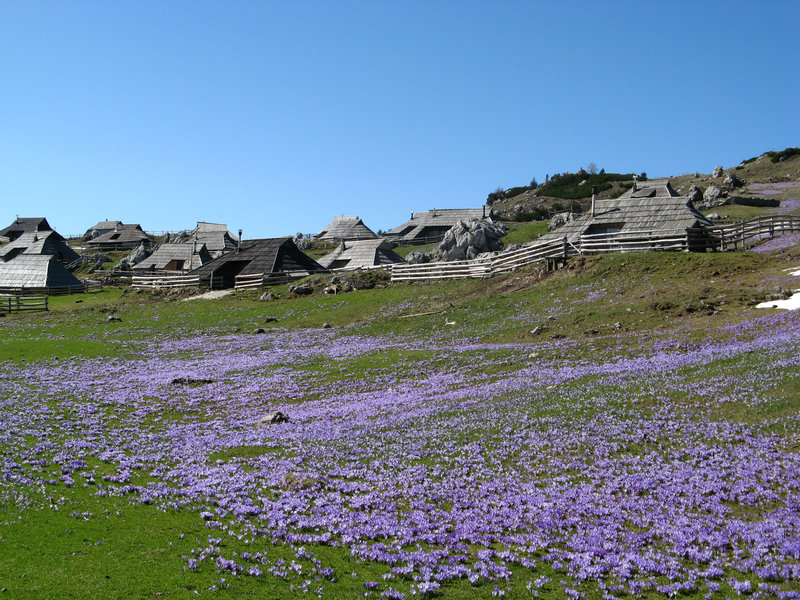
490;147;800;223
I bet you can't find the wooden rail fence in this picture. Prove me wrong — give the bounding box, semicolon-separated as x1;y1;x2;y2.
0;295;48;313
391;215;800;283
131;274;200;289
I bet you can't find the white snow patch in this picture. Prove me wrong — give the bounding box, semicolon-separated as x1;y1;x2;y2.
183;290;233;301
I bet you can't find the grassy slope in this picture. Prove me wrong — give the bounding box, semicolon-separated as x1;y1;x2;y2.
2;246;800;599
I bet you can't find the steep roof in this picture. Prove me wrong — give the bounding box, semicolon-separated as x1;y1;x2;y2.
190;237;325;282
85;220;123;233
542;179;715;243
385;207;491;240
0;255;83;289
0;218;53;241
192;222;238;253
87;224;154;247
318;239;406;270
0;230;80;263
316;216;377;241
132;243;211;271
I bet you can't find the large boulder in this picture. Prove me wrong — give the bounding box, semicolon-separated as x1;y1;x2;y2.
712;165;724;178
430;218;507;262
700;185;728;209
686;185;703;205
548;212;574;231
120;242;151;268
404;251;430;265
723;172;743;188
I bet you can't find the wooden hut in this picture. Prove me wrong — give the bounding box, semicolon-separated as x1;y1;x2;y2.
0;217;53;242
132;243;212;273
87;224;155;250
318;239;406;270
384;207;491;242
541;179;716;251
190;222;238;257
0;230;80;263
84;220;123;239
316;216;378;241
0;255;84;293
190;237;325;288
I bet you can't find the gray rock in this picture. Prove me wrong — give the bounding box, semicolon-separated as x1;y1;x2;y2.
106;315;122;322
548;212;574;231
405;251;430;265
322;322;332;329
264;317;278;323
324;286;337;295
259;292;275;301
712;165;724;178
686;185;703;205
289;284;312;295
529;325;547;335
294;237;312;250
706;212;720;221
700;185;729;209
723;172;742;187
253;328;266;334
123;242;151;267
259;411;289;425
430;218;507;262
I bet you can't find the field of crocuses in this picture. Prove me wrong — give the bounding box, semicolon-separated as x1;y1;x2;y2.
2;252;800;599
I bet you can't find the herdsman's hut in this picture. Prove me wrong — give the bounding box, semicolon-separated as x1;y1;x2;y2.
317;239;406;270
84;220;123;239
316;216;377;241
87;224;154;250
190;237;325;288
0;230;80;263
132;243;212;273
385;207;492;243
190;222;238;257
541;179;716;251
0;217;53;242
0;255;84;293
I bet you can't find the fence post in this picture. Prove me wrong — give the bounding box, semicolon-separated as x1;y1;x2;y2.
563;237;568;262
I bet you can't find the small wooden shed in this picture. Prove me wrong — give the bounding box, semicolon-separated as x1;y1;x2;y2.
191;222;238;257
84;220;123;239
318;239;406;270
190;237;325;288
385;207;491;242
316;216;378;241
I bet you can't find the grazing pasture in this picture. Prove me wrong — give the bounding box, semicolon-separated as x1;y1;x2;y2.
1;250;799;599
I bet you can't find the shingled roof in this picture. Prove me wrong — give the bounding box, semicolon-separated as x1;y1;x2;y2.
0;230;80;263
87;224;154;249
0;217;53;242
191;222;238;255
85;220;123;237
318;239;406;270
132;243;212;272
316;216;377;241
190;237;325;288
541;179;715;247
0;255;84;291
385;207;491;241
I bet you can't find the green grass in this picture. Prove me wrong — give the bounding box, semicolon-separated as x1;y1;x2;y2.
500;220;549;245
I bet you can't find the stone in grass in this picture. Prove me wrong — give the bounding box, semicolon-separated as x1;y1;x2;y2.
253;327;267;334
322;322;332;329
106;315;122;322
259;411;289;425
264;317;278;323
529;325;547;335
259;292;275;301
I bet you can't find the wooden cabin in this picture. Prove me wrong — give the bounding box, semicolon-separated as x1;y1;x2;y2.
0;255;84;292
191;222;238;257
318;239;406;270
316;216;378;241
84;220;123;239
0;230;80;264
0;217;53;242
190;237;325;288
87;224;155;250
541;179;716;251
385;207;491;242
132;243;212;273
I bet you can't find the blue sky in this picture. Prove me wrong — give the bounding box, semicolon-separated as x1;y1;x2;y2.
1;1;798;238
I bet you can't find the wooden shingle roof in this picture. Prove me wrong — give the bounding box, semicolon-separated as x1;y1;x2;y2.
318;239;406;270
0;217;52;241
385;207;491;240
0;230;80;263
192;222;238;253
0;255;83;289
132;243;211;271
87;224;154;247
542;179;714;243
190;237;325;283
316;216;377;241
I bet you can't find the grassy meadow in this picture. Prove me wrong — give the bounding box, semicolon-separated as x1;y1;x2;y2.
1;244;800;599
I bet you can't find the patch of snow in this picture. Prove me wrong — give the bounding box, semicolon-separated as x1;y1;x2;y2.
183;290;233;301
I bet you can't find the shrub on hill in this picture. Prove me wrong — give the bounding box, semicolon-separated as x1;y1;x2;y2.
536;171;641;200
741;147;800;165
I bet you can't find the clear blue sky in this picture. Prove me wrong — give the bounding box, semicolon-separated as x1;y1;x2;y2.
1;1;798;238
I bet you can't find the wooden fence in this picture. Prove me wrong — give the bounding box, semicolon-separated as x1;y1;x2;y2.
0;295;48;313
131;274;201;289
234;271;315;289
0;284;87;296
390;215;800;283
